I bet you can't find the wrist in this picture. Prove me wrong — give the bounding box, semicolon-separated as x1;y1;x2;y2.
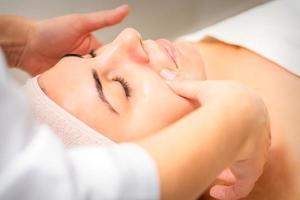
0;15;34;69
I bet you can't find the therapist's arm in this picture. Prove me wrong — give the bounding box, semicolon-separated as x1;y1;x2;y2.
138;79;270;200
0;5;128;75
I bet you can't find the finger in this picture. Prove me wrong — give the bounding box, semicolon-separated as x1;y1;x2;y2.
160;69;205;100
217;168;236;184
167;79;204;100
160;69;241;104
210;182;254;200
70;34;101;55
210;185;239;200
88;35;102;50
160;68;196;98
78;4;129;33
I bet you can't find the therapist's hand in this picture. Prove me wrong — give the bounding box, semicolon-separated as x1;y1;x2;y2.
160;70;271;200
19;4;128;75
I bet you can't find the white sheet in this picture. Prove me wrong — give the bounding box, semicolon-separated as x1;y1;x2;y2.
179;0;300;76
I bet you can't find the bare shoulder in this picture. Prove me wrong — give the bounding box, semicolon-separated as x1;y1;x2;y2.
195;39;300;200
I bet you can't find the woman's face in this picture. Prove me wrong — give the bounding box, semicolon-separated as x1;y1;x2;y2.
38;28;205;142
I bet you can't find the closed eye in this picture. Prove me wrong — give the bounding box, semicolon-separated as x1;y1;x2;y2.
63;53;83;58
92;69;118;114
63;50;96;58
112;76;131;98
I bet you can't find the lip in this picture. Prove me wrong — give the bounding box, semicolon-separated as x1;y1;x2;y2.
156;39;177;67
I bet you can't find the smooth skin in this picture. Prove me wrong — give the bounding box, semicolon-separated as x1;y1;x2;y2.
140;77;270;200
195;40;300;200
0;8;270;200
38;28;204;141
0;4;129;75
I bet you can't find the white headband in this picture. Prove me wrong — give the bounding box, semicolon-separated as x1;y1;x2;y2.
23;76;116;148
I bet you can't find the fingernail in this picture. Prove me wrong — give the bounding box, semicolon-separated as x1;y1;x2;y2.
210;188;225;200
160;68;176;81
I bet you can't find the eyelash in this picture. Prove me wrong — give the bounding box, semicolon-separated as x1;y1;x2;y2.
64;51;131;98
112;76;131;98
89;50;96;58
89;50;131;98
63;50;96;58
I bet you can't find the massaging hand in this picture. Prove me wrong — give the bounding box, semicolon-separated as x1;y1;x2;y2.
18;5;128;75
161;70;271;200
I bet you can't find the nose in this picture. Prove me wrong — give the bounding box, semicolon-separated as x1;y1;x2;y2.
113;28;149;64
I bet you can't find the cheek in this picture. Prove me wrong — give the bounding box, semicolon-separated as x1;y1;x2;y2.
125;80;194;140
40;61;119;138
153;92;193;125
175;41;206;80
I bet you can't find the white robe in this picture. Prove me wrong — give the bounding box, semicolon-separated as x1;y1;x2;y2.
0;50;159;200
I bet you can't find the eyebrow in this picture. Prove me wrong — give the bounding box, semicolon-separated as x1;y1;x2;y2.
92;69;118;114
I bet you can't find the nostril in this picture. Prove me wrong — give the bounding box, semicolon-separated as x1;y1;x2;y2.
139;39;149;63
139;39;144;50
126;38;149;65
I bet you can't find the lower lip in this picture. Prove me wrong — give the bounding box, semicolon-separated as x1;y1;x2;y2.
156;39;177;66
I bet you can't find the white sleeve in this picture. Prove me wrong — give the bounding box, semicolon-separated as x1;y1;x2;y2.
0;50;160;200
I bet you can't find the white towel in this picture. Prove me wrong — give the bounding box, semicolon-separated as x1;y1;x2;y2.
23;76;116;148
179;0;300;76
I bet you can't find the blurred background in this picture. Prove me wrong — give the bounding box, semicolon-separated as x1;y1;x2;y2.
0;0;270;83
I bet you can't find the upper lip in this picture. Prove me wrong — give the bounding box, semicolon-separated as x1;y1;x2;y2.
156;39;178;67
140;38;179;72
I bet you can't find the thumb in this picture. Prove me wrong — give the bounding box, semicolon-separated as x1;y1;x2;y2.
160;68;205;101
78;4;129;33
